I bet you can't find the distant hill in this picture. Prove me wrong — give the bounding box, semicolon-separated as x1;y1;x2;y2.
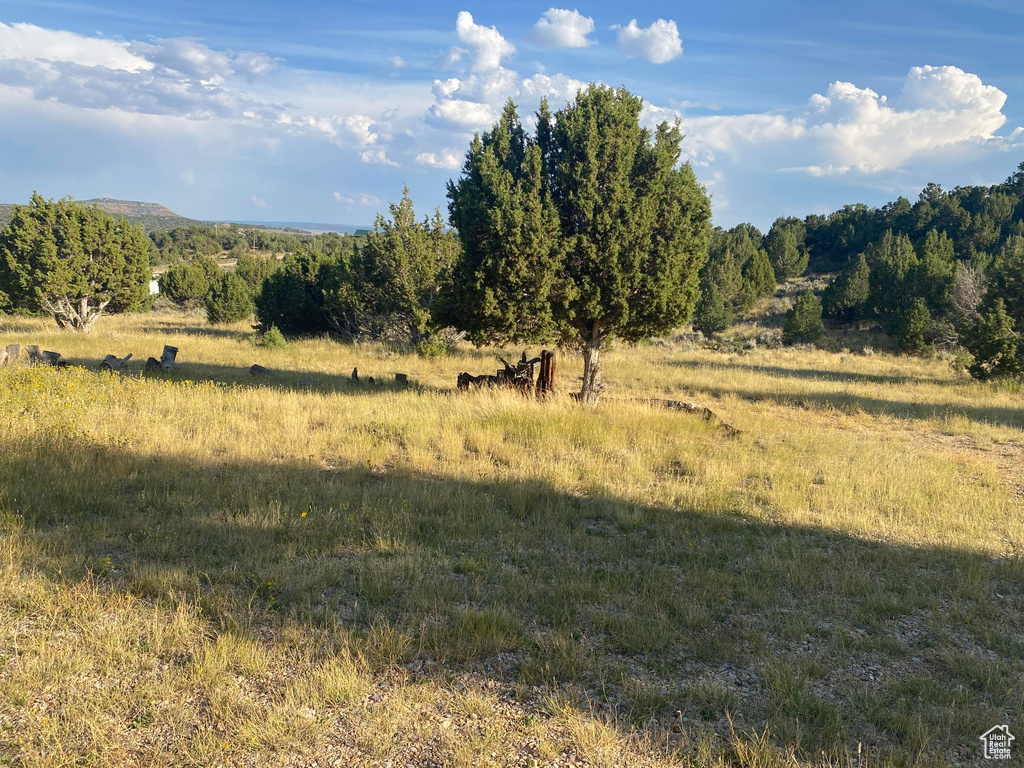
0;199;371;235
0;197;206;232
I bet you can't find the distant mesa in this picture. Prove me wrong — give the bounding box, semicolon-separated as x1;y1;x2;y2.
0;198;371;235
82;198;181;218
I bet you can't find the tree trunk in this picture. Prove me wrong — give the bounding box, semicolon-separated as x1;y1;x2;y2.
579;336;603;404
43;296;110;333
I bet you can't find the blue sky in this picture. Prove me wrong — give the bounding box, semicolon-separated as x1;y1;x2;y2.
0;0;1022;230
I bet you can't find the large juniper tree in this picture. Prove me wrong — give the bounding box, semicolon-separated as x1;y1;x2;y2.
445;87;713;402
0;193;151;331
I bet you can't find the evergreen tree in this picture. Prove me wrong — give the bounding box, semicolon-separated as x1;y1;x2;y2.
783;290;824;344
160;255;220;308
912;229;955;315
446;87;712;402
206;272;254;324
0;193;151;331
255;249;336;336
985;234;1024;329
692;283;731;338
740;246;776;307
963;298;1022;379
700;246;744;310
867;230;918;317
235;251;280;296
895;298;931;354
764;218;809;278
822;253;870;320
336;187;457;343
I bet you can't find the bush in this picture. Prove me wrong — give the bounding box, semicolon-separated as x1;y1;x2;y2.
161;256;220;308
783;290;824;344
206;272;254;324
692;284;732;338
963;298;1022;380
260;325;287;349
894;298;931;354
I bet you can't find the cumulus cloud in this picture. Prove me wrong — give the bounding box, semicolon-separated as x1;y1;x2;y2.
426;98;498;129
334;192;354;205
614;19;682;64
0;21;152;71
251;196;270;208
359;193;382;206
416;149;463;169
530;9;596;48
520;72;588;105
454;11;515;72
666;65;1010;177
360;147;398;166
388;56;406;69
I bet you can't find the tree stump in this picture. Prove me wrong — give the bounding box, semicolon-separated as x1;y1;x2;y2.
395;373;408;386
100;353;133;371
25;346;62;366
351;367;359;384
2;344;19;366
249;364;273;377
159;345;181;372
145;357;161;372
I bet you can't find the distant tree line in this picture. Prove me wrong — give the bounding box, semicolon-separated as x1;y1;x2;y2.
692;163;1024;377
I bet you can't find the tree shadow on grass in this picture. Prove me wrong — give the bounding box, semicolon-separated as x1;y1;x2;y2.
2;436;1021;763
667;358;959;389
674;380;1024;431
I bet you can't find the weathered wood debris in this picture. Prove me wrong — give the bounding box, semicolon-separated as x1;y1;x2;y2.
100;353;133;371
249;364;273;377
145;345;181;373
458;351;554;396
25;345;64;366
0;344;19;366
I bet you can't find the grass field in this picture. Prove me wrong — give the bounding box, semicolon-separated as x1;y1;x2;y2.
1;313;1021;767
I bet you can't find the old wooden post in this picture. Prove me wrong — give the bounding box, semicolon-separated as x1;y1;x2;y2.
537;350;556;396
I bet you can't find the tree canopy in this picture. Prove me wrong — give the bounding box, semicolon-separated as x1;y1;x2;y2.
445;86;713;401
0;193;151;331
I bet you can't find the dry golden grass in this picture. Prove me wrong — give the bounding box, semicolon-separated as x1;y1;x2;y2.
0;312;1021;767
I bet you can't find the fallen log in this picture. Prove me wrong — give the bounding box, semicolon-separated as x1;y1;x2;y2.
646;399;741;435
100;353;133;371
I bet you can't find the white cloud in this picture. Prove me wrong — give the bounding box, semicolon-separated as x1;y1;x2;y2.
520;73;588;105
426;98;499;129
530;9;596;48
416;149;462;169
251;196;270;208
342;114;378;146
454;11;516;72
0;21;152;72
359;193;382;206
334;192;354;205
360;147;398;166
388;56;406;69
434;46;466;70
614;19;682;64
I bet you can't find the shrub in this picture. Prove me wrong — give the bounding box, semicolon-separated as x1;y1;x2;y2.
963;298;1022;380
692;284;732;338
260;325;287;349
206;272;254;324
783;290;824;344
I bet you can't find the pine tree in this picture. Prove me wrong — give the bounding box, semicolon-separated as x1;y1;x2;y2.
692;283;732;338
206;272;254;324
740;247;776;307
822;253;870;320
0;193;151;331
964;298;1022;379
764;218;809;278
895;298;931;354
783;290;824;344
912;229;955;315
446;88;713;402
867;230;918;317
